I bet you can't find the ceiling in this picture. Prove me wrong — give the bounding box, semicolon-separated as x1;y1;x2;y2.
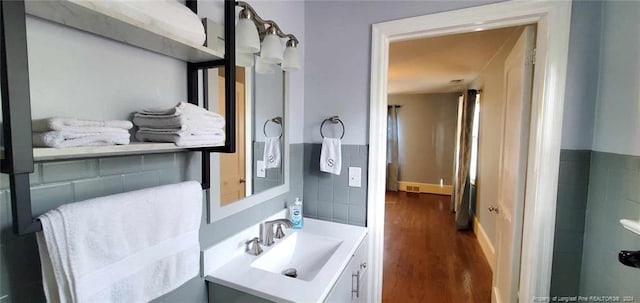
388;27;518;94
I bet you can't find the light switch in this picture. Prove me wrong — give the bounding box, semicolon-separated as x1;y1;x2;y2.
257;161;266;178
349;167;362;188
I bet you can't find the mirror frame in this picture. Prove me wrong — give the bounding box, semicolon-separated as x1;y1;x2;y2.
207;71;289;223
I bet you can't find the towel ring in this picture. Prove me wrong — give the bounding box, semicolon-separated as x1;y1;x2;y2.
320;116;345;139
263;117;283;138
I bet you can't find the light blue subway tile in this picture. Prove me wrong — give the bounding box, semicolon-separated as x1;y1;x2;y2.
303;198;317;218
157;168;184;186
0;191;13;244
333;169;349;203
553;230;584;253
123;171;161;192
333;203;348;222
73;176;124;201
41;160;97;183
142;153;176;171
555;205;586;232
99;156;143;176
348;203;366;226
318;178;334;203
31;183;74;216
29;164;41;185
317;201;333;219
0;174;8;190
348;187;366;205
624;170;640;204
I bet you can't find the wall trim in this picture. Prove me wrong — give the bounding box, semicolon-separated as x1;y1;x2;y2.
397;181;452;195
367;1;571;302
474;217;495;272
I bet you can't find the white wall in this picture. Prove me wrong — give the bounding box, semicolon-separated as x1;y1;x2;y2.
469;27;522;246
591;0;640;156
560;0;602;151
303;0;505;145
388;93;459;185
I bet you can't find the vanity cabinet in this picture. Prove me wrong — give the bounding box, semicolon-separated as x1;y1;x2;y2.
325;235;369;303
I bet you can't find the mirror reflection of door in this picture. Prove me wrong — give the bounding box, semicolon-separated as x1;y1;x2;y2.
219;68;246;205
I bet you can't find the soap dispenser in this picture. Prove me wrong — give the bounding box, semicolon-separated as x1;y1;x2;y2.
290;198;303;229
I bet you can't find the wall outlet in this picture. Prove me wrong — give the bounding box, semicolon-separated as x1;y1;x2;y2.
257;161;266;178
349;167;362;188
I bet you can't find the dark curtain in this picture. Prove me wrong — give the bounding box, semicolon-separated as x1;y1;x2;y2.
452;90;477;230
386;105;400;192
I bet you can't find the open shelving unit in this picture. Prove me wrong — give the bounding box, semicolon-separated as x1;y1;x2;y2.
0;0;237;235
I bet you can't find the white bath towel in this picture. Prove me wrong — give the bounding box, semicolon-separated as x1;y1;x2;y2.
36;181;203;303
138;127;223;137
320;138;342;175
136;131;225;147
32;118;133;133
138;102;220;118
133;103;225;130
33;130;130;148
263;136;281;169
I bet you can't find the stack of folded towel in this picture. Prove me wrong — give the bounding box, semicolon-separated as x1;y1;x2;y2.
32;118;133;148
133;102;225;147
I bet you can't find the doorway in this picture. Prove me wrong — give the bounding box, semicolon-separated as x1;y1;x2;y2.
367;2;572;302
382;24;531;302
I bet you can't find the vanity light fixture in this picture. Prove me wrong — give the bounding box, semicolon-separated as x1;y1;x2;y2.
260;24;284;64
235;1;300;71
236;51;255;67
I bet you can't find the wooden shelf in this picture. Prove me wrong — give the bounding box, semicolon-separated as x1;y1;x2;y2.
24;0;223;63
0;142;224;162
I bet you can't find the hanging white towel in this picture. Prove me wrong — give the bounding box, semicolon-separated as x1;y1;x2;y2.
36;181;202;303
263;136;281;169
320;137;342;175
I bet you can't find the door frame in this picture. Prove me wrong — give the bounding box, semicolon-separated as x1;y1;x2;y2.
367;1;572;302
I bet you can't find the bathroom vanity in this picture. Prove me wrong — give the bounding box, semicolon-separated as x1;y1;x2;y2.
202;210;368;303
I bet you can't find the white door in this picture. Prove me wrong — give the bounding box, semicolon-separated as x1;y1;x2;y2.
492;25;536;303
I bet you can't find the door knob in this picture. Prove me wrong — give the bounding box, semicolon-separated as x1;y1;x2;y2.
488;206;499;213
239;178;246;184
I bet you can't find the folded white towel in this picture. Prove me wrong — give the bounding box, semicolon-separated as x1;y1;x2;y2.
33;130;130;148
36;181;202;303
320;138;342;175
133;116;225;131
138;127;223;137
136;131;225;147
133;103;225;130
139;102;220;118
32;118;133;133
263;136;281;169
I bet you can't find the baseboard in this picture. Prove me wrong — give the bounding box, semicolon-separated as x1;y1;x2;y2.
473;217;495;272
398;181;453;195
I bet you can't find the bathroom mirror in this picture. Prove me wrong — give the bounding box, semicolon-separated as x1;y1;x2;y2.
205;65;287;221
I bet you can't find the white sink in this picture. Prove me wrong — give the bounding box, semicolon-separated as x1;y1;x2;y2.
251;231;343;281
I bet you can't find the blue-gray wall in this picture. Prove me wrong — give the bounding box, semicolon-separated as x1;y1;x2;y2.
303;144;367;227
579;152;640;300
550;150;591;297
550;0;640;299
0;144;303;303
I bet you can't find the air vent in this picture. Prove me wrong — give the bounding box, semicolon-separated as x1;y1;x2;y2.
407;185;420;193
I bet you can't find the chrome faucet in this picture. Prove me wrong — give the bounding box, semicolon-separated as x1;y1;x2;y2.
260;218;293;246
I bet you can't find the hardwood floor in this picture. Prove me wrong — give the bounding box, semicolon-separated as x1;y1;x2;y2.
382;191;492;303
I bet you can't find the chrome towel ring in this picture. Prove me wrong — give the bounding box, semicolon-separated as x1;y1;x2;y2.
320;116;345;139
263;117;283;138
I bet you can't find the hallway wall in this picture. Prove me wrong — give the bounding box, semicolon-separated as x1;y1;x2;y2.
469;27;522;247
388;93;459;185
